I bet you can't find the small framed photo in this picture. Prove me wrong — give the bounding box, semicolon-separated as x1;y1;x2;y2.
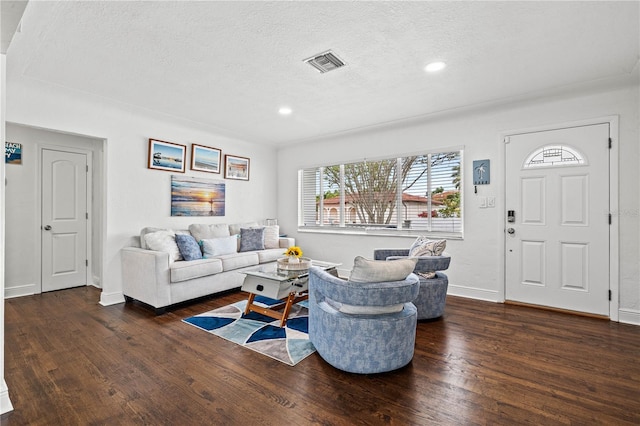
148;139;186;173
191;144;221;174
224;154;250;181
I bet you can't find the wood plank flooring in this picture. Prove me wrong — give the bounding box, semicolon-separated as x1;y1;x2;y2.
2;286;639;425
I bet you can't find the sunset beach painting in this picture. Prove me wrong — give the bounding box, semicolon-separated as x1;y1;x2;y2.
171;175;225;216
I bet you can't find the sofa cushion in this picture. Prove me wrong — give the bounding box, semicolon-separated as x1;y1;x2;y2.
348;256;417;283
409;236;446;257
229;222;260;236
217;251;259;271
263;225;280;249
239;227;265;252
202;236;237;257
144;230;183;262
256;248;284;263
175;234;203;261
170;258;223;283
189;223;230;242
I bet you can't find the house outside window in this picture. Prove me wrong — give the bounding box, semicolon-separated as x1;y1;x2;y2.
299;150;463;237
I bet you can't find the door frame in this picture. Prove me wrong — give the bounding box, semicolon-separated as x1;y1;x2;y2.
36;144;93;293
499;116;619;321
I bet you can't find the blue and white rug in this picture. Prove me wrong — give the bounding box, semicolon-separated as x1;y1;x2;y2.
182;296;315;366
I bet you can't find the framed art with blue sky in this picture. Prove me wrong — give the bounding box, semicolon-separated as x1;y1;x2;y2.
148;138;186;173
191;143;221;174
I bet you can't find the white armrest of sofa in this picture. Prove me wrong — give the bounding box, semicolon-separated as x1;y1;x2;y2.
121;247;172;310
279;237;295;248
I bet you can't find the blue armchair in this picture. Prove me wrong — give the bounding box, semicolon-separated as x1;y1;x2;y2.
308;266;420;374
374;249;450;320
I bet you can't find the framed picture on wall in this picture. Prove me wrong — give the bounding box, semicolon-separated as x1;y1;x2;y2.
148;138;186;173
191;144;222;174
224;154;250;181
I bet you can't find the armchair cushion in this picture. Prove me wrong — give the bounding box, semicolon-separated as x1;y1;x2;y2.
348;256;417;283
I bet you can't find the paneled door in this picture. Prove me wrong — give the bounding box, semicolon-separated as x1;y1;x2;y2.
42;148;88;292
505;124;610;316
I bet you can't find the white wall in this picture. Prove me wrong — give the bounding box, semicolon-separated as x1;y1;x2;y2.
277;78;640;323
5;77;279;306
1;53;14;415
4;124;104;297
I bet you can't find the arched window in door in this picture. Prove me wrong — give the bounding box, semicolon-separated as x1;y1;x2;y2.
523;145;586;168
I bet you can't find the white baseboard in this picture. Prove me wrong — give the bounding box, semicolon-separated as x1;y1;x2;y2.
1;379;13;414
99;290;125;306
618;308;640;325
4;283;35;299
448;284;500;302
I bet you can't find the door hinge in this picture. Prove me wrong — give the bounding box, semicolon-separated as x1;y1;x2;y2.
86;165;89;172
86;259;88;267
86;212;89;219
609;213;612;225
608;138;612;149
608;290;612;301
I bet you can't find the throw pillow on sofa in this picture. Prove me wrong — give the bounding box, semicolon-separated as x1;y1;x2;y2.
201;235;237;257
348;256;417;283
263;225;280;249
175;234;202;261
239;227;265;252
144;230;183;263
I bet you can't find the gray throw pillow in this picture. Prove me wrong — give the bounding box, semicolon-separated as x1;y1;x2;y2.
239;227;265;252
175;234;203;261
348;256;417;283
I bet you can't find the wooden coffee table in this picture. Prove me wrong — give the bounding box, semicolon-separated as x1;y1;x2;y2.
241;260;339;327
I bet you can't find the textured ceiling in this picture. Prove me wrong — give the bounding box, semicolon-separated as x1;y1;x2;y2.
6;1;640;145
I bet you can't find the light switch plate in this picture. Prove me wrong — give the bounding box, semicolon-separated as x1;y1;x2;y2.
487;196;496;208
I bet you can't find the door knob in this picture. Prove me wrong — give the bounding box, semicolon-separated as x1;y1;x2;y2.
507;228;515;234
44;225;52;231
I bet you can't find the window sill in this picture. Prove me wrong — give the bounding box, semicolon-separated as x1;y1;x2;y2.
298;227;463;240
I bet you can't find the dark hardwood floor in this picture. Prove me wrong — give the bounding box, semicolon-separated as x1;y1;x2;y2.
2;286;639;425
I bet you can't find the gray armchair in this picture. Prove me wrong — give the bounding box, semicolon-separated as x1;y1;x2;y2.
308;266;420;374
374;249;450;320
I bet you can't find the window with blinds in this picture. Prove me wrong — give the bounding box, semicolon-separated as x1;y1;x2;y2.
298;150;462;236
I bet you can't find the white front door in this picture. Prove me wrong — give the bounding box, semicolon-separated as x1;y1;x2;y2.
42;149;88;292
505;124;610;316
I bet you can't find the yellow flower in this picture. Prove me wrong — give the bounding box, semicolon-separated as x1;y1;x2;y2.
284;246;303;258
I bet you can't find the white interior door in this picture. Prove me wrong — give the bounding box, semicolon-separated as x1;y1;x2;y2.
505;124;610;316
42;149;88;292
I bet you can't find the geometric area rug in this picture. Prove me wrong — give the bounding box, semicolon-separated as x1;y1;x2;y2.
182;296;316;366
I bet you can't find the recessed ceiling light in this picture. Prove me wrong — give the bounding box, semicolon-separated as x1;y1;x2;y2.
279;107;292;115
425;61;447;73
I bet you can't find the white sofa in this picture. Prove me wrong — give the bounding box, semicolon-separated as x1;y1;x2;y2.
121;222;294;314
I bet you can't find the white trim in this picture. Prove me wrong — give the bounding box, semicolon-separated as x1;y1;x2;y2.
448;285;500;302
0;379;13;414
99;291;125;307
500;116;620;321
618;308;640;326
4;283;35;299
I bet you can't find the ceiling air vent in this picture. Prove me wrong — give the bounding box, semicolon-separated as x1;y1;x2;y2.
304;50;346;73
